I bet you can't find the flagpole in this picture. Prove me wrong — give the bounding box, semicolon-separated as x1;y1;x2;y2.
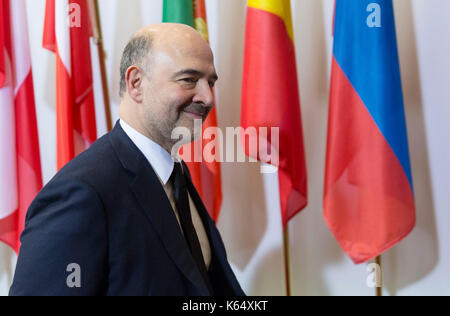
375;255;383;296
283;225;292;296
88;0;113;133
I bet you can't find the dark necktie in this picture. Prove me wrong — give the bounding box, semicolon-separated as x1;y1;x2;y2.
170;162;213;294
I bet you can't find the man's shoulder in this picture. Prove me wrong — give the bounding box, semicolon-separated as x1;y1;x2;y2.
50;132;125;190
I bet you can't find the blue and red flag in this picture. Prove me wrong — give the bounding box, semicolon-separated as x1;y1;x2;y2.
324;0;415;264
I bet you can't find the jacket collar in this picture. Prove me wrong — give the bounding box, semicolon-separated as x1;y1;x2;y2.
119;119;174;185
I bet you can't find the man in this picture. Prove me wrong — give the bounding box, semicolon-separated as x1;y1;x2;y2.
10;23;245;296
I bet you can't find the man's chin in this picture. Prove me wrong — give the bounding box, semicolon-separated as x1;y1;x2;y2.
179;115;203;132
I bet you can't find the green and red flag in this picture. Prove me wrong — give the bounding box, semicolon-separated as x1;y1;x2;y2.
163;0;223;222
163;0;194;25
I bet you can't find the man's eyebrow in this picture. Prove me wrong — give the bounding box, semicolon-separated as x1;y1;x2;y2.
173;69;218;81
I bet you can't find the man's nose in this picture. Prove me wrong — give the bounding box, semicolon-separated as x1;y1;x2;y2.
192;80;214;108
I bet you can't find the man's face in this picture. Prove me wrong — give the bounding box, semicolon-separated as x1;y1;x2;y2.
140;39;218;148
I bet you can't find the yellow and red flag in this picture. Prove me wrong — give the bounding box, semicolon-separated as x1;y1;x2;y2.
43;0;97;170
241;0;307;228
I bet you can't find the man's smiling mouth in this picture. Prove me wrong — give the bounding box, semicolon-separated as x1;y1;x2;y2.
182;110;204;120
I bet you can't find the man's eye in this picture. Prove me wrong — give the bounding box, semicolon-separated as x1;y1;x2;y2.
181;78;197;84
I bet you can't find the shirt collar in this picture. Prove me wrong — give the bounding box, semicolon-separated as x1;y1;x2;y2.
120;119;174;185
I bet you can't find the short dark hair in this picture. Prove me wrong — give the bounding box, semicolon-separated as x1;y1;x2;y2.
119;34;152;97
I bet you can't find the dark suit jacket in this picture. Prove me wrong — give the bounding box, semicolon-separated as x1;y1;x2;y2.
9;122;245;296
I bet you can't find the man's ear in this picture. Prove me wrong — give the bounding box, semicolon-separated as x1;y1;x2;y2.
126;66;144;103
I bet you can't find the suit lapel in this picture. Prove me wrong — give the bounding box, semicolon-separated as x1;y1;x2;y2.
108;122;210;295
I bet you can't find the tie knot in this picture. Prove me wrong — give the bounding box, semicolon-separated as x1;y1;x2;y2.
170;162;186;194
172;161;183;176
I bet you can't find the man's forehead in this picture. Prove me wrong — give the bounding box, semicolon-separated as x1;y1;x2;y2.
136;23;216;75
143;24;211;54
151;42;216;75
155;36;214;62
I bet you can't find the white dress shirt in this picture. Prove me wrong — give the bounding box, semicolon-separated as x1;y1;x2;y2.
120;119;211;268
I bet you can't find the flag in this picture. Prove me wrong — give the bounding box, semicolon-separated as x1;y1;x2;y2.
324;0;416;264
0;1;5;87
163;0;223;222
163;0;194;25
241;0;308;228
193;1;209;42
43;0;97;170
0;0;43;254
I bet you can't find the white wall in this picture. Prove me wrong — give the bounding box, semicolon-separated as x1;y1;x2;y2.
0;0;449;296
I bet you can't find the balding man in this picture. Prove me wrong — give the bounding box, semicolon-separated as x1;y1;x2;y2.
10;24;245;296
